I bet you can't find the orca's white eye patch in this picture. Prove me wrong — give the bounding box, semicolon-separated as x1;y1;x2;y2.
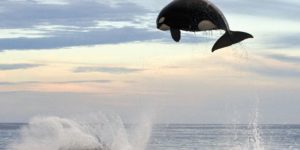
158;17;165;24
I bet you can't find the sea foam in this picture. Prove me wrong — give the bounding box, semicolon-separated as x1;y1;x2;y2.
9;112;152;150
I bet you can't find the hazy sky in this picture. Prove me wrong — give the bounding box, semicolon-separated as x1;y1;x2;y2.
0;0;299;124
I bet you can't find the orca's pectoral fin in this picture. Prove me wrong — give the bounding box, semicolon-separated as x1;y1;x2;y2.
170;28;181;42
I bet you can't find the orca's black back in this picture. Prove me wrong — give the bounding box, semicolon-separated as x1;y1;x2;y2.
157;0;228;31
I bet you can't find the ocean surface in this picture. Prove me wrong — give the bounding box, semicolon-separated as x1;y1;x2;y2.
1;122;299;150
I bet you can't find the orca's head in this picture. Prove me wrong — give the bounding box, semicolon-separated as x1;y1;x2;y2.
156;16;170;31
156;14;170;31
157;0;181;31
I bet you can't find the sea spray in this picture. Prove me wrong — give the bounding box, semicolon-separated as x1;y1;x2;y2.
129;114;153;150
8;112;153;150
247;96;264;150
230;96;265;150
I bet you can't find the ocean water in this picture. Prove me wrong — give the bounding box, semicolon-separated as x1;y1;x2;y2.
0;115;299;150
150;124;300;150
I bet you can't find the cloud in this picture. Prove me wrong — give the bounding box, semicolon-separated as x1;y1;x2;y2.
244;65;300;78
0;63;44;70
264;53;300;64
55;80;112;84
0;27;168;51
0;27;215;51
265;33;300;49
0;0;221;51
0;80;112;85
0;0;167;51
213;0;300;21
114;0;300;21
0;0;299;51
0;82;16;85
74;66;144;74
0;81;40;85
228;55;300;78
0;0;148;28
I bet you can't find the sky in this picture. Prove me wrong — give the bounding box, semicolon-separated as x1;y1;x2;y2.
0;0;300;124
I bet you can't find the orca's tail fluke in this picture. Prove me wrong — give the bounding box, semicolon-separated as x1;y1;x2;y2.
212;31;253;52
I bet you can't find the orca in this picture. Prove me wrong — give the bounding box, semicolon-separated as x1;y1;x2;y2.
156;0;253;52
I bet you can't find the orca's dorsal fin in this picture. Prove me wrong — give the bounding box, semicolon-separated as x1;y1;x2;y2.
170;28;181;42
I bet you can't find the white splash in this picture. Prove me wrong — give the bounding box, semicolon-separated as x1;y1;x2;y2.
247;96;264;150
9;112;153;150
231;96;265;150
